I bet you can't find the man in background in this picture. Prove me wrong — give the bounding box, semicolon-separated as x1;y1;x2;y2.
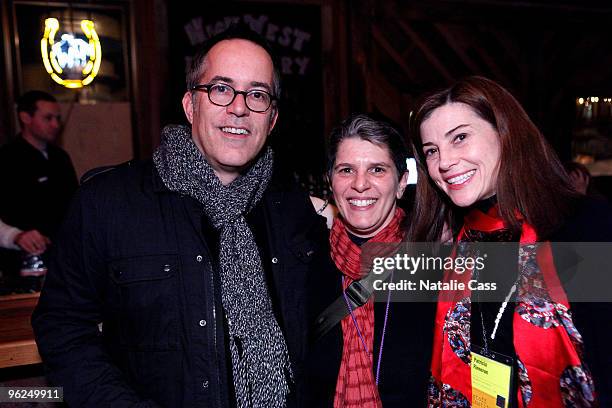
0;90;78;277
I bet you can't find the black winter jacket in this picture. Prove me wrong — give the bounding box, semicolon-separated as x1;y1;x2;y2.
32;160;342;408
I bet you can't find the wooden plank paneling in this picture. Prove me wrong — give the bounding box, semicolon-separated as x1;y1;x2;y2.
0;293;41;368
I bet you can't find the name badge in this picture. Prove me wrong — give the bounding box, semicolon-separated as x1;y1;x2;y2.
471;344;513;408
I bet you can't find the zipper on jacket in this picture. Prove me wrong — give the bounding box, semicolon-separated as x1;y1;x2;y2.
205;255;224;408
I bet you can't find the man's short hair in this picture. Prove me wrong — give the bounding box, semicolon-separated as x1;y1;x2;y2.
16;90;57;117
186;24;281;99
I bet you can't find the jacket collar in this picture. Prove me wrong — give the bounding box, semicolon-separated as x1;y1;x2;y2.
151;163;171;193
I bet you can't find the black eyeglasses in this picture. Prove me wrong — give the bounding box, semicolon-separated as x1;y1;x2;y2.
191;83;276;113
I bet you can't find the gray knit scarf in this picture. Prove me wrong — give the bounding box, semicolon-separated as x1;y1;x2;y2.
153;125;292;407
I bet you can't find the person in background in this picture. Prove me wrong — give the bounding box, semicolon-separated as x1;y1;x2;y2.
0;90;77;275
326;113;434;407
33;26;341;407
310;195;338;229
564;161;592;196
0;218;49;254
411;76;612;407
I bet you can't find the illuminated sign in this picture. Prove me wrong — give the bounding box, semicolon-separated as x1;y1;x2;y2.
41;18;102;89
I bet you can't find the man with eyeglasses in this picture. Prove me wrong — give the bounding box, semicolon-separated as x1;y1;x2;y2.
32;25;340;408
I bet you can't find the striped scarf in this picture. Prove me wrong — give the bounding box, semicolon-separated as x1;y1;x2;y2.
330;207;405;408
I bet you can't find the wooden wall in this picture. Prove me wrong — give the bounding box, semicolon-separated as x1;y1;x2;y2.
344;0;612;159
2;0;611;170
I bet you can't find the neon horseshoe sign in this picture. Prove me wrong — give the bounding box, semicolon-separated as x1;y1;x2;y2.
41;18;102;89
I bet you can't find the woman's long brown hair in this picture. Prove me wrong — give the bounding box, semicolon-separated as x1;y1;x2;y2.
407;76;578;241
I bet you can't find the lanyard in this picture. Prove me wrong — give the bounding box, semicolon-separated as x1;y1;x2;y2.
477;280;517;353
459;219;532;353
341;272;392;386
471;251;518;353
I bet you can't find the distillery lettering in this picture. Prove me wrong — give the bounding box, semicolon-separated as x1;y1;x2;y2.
184;14;312;76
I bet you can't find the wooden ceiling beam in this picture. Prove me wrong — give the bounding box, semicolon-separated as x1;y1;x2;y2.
489;29;526;78
371;25;420;83
397;20;454;83
442;25;515;87
434;23;482;74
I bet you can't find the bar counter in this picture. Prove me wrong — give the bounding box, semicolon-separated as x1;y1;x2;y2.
0;293;41;368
